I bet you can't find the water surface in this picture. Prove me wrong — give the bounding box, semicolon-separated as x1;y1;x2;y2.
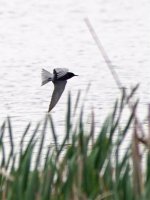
0;0;149;152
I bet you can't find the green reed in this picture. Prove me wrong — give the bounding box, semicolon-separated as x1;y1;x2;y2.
0;88;150;200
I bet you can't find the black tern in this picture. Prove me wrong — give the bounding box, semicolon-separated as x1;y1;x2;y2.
41;68;78;112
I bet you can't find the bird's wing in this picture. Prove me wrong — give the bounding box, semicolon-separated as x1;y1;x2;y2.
53;68;69;79
48;80;67;112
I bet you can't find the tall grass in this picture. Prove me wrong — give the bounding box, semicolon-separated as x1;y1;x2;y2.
0;89;150;200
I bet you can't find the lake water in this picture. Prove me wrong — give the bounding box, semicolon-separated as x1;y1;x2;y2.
0;0;150;154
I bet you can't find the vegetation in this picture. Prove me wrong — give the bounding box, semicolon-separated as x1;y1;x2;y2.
0;88;150;200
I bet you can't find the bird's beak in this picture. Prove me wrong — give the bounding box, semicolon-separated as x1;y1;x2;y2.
74;74;78;76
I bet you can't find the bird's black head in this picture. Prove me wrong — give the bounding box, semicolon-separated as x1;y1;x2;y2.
67;72;78;79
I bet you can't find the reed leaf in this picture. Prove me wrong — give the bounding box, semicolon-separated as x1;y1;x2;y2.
35;116;48;169
48;115;58;153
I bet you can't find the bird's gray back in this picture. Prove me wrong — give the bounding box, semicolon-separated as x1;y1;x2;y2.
53;68;69;80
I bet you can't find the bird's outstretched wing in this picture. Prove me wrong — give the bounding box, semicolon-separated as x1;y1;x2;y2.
48;80;67;112
53;68;69;79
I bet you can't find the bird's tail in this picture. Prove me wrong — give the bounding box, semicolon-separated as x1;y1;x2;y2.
41;69;53;86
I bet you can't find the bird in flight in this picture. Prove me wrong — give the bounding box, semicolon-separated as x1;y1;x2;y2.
41;68;78;112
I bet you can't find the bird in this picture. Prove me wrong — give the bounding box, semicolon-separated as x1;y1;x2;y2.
41;68;78;112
